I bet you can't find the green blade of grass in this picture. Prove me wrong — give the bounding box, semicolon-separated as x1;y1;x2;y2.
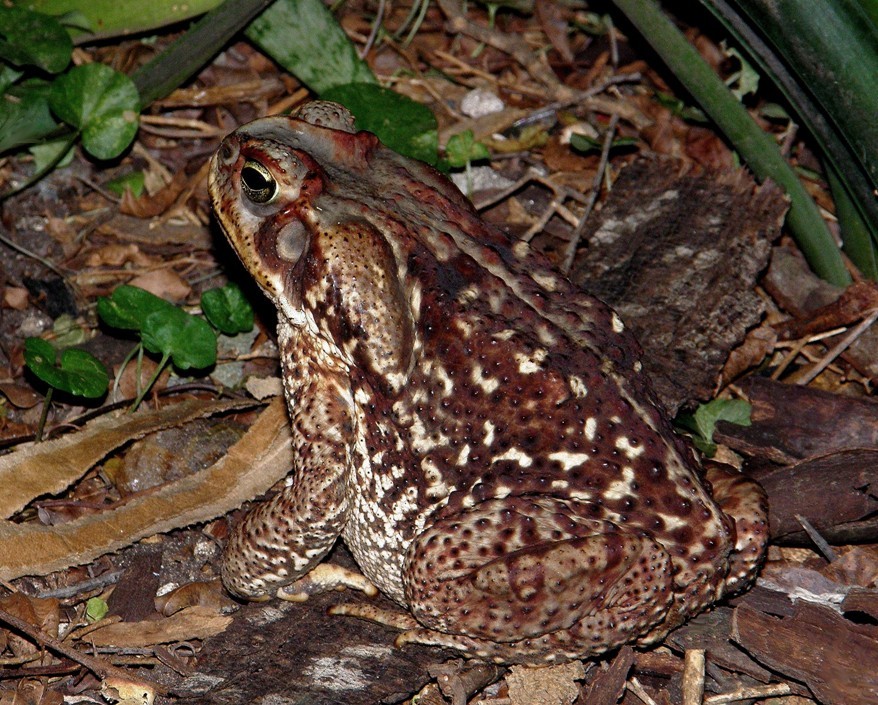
698;0;878;279
131;0;271;108
610;0;851;286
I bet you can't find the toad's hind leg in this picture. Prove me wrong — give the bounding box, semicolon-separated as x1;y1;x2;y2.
402;497;674;656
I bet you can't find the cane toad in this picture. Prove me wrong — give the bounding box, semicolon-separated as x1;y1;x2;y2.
208;101;768;664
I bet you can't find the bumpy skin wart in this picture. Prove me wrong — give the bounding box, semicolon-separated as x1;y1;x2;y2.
208;101;769;664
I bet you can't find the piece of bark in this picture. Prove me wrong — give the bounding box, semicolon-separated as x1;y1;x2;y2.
181;574;448;705
716;376;878;462
764;246;878;379
667;608;775;685
105;544;163;622
576;647;633;705
571;159;786;413
731;602;878;705
746;449;878;543
843;588;878;622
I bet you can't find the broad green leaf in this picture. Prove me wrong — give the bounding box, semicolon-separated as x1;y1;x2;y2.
24;337;108;398
201;283;254;335
677;398;751;456
104;171;145;198
321;83;438;164
85;597;109;623
142;307;217;370
48;63;139;160
0;7;72;73
246;0;376;94
0;82;59;154
97;285;176;331
29;138;75;172
0;65;23;94
445;130;490;168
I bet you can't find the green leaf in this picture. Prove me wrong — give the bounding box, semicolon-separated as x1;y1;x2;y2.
48;63;139;160
321;83;439;164
445;130;490;168
0;65;23;94
569;132;639;154
97;285;175;331
677;398;751;456
24;337;108;398
246;0;376;94
29;138;75;172
0;7;72;73
142;307;217;370
0;82;59;154
104;171;145;198
201;283;254;335
85;596;108;623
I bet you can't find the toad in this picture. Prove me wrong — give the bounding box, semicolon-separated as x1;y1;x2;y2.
208;101;768;664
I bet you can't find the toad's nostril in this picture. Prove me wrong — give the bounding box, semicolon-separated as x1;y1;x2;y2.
219;141;237;164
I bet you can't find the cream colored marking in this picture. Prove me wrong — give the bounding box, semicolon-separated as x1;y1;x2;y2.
513;240;529;259
584;417;597;441
422;457;451;499
371;450;385;466
515;347;548;374
492;447;533;467
471;365;499;394
424;361;454;396
603;466;636;500
492;328;517;341
532;271;559;292
548;451;590;471
568;375;588;398
453;317;474;338
482;420;496;447
456;284;480;306
551;479;569;490
409;282;422;321
493;485;512;499
455;443;471;466
615;436;644;458
611;312;625;333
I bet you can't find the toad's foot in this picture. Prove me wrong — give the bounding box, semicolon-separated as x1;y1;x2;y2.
277;563;378;602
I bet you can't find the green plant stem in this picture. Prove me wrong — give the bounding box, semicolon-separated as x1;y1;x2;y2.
131;0;272;107
829;166;878;280
610;0;851;286
35;387;53;442
129;352;170;413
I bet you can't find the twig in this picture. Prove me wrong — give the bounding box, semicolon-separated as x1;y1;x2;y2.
0;606;166;695
0;224;67;278
682;649;706;705
704;682;793;704
627;677;660;705
793;307;878;384
561;113;620;273
795;514;839;562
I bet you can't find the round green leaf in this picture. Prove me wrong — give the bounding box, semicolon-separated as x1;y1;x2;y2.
201;283;254;335
98;285;175;331
0;7;72;73
24;337;108;398
142;307;217;370
321;83;438;164
48;63;140;160
0;81;59;155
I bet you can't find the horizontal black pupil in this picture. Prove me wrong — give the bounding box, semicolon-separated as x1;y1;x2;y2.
243;167;270;191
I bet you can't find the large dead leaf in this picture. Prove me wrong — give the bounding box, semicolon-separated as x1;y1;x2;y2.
0;398;255;520
85;605;233;647
0;398;291;581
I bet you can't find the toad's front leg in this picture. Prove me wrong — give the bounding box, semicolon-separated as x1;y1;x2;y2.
222;333;368;601
395;496;675;663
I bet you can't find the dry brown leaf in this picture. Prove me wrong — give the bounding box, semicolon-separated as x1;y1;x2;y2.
0;398;253;520
0;382;41;409
119;170;188;218
126;269;192;301
155;581;232;616
86;605;233;647
2;286;29;310
84;243;156;268
506;661;586;705
0;398;290;581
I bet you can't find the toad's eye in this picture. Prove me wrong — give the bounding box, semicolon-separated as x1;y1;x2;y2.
241;160;277;204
